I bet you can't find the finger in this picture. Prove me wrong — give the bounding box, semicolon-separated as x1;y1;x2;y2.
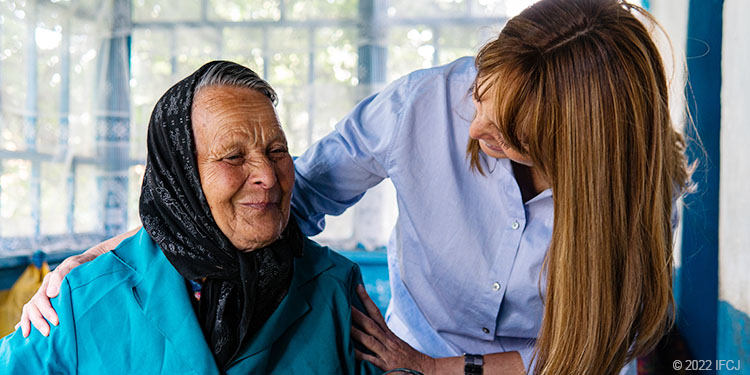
18;304;31;337
351;305;385;339
356;285;388;330
46;272;63;298
34;294;59;326
355;348;386;370
36;274;59;327
351;325;386;354
34;273;50;299
17;278;47;335
49;254;86;296
26;304;51;337
40;272;50;288
20;316;30;338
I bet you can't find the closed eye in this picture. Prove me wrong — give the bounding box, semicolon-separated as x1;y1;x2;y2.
268;147;289;160
225;154;243;160
222;154;245;165
268;147;289;158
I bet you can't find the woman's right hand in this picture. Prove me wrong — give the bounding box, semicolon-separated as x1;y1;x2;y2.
14;227;140;337
15;253;89;337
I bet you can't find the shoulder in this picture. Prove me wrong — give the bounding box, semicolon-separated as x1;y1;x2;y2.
292;238;363;317
64;229;153;295
375;56;476;106
404;56;476;90
298;238;360;285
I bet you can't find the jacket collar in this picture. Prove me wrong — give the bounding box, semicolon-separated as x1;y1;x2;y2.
228;237;335;363
113;230;334;374
113;228;219;375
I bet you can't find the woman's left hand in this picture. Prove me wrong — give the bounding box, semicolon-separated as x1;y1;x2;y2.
351;285;436;373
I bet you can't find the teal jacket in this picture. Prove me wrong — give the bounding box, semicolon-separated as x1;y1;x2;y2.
0;229;381;375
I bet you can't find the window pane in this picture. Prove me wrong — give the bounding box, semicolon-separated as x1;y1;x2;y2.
222;27;264;75
286;0;357;20
437;25;495;65
268;27;309;155
310;205;354;244
1;4;30;153
0;114;26;153
74;164;101;233
208;0;281;22
36;4;64;152
174;26;221;78
313;27;357;142
275;86;309;156
0;0;512;251
128;164;145;229
72;0;106;16
387;0;466;18
68;20;98;158
131;28;172;159
1;159;33;237
40;161;67;235
132;0;202;22
315;27;357;85
387;25;435;81
268;28;308;85
472;0;510;17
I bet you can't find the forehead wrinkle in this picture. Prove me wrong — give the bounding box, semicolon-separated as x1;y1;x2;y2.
198;98;274;127
192;87;285;155
206;124;284;155
193;86;277;125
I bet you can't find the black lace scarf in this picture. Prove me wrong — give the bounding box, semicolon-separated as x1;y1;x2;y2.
139;61;303;370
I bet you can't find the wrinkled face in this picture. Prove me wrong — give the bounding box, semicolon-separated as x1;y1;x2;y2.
468;80;533;167
192;86;294;251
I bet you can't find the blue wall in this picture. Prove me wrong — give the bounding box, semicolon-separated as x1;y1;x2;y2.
338;250;390;314
717;301;749;375
677;0;723;363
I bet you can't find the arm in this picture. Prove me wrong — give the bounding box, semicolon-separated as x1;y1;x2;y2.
351;286;526;375
0;278;78;374
345;267;390;375
291;75;409;236
16;227;140;337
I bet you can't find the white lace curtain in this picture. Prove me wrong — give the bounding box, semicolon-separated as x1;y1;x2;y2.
0;0;129;256
0;0;519;257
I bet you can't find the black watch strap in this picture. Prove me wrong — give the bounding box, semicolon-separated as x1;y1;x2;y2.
464;353;484;375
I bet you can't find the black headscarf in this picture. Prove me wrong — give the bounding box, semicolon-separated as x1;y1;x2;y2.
139;61;303;370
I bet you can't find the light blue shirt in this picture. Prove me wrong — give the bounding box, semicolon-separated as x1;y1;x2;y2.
291;56;554;370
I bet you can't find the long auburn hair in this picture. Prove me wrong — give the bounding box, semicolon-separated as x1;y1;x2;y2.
467;0;691;374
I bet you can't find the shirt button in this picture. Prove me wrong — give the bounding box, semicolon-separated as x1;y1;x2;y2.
482;327;490;334
492;282;501;291
511;221;520;230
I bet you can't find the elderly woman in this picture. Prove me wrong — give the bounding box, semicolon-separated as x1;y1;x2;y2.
0;61;378;375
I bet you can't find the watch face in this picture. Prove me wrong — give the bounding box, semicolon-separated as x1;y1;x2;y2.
464;354;484;375
464;363;483;375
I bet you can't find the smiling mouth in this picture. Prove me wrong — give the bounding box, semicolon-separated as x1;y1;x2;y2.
239;201;280;211
480;139;505;153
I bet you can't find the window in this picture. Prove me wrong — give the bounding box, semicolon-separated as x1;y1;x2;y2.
1;0;115;257
0;0;533;257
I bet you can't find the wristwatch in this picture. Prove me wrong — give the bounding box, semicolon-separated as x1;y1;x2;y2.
464;353;484;375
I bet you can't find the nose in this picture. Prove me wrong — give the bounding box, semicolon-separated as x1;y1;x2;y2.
248;157;278;189
469;116;490;141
